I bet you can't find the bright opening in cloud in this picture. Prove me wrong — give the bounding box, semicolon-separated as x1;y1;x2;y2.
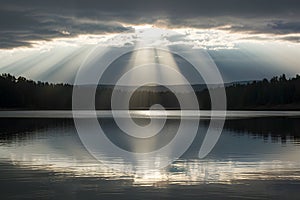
0;26;299;83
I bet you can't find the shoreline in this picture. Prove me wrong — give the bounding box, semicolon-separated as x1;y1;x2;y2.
1;110;300;119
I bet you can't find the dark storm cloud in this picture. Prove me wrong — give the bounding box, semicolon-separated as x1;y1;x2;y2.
0;0;300;48
269;21;300;34
0;5;132;48
280;36;300;43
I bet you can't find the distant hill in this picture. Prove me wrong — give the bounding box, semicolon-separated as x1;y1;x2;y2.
95;80;256;93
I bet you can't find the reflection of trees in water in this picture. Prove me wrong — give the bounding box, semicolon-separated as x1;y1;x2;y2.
0;119;73;141
223;118;300;144
1;117;300;145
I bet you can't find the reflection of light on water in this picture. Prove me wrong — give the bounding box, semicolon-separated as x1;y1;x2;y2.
1;117;300;187
133;170;168;187
3;151;300;187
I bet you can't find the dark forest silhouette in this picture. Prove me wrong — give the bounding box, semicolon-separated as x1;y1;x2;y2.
0;74;73;109
1;73;300;110
226;74;300;109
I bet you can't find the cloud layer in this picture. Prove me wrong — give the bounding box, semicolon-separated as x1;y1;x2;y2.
1;0;300;48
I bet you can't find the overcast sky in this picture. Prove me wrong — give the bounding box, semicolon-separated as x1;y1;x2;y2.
1;0;300;48
0;0;299;83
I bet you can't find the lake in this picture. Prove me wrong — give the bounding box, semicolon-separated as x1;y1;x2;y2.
0;111;300;199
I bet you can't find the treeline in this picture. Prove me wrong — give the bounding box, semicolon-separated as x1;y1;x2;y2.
223;74;300;110
0;74;73;109
0;73;300;110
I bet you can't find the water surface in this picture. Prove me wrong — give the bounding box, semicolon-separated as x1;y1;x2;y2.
0;114;300;199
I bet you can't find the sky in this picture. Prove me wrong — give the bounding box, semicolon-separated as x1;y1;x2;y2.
0;0;300;83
